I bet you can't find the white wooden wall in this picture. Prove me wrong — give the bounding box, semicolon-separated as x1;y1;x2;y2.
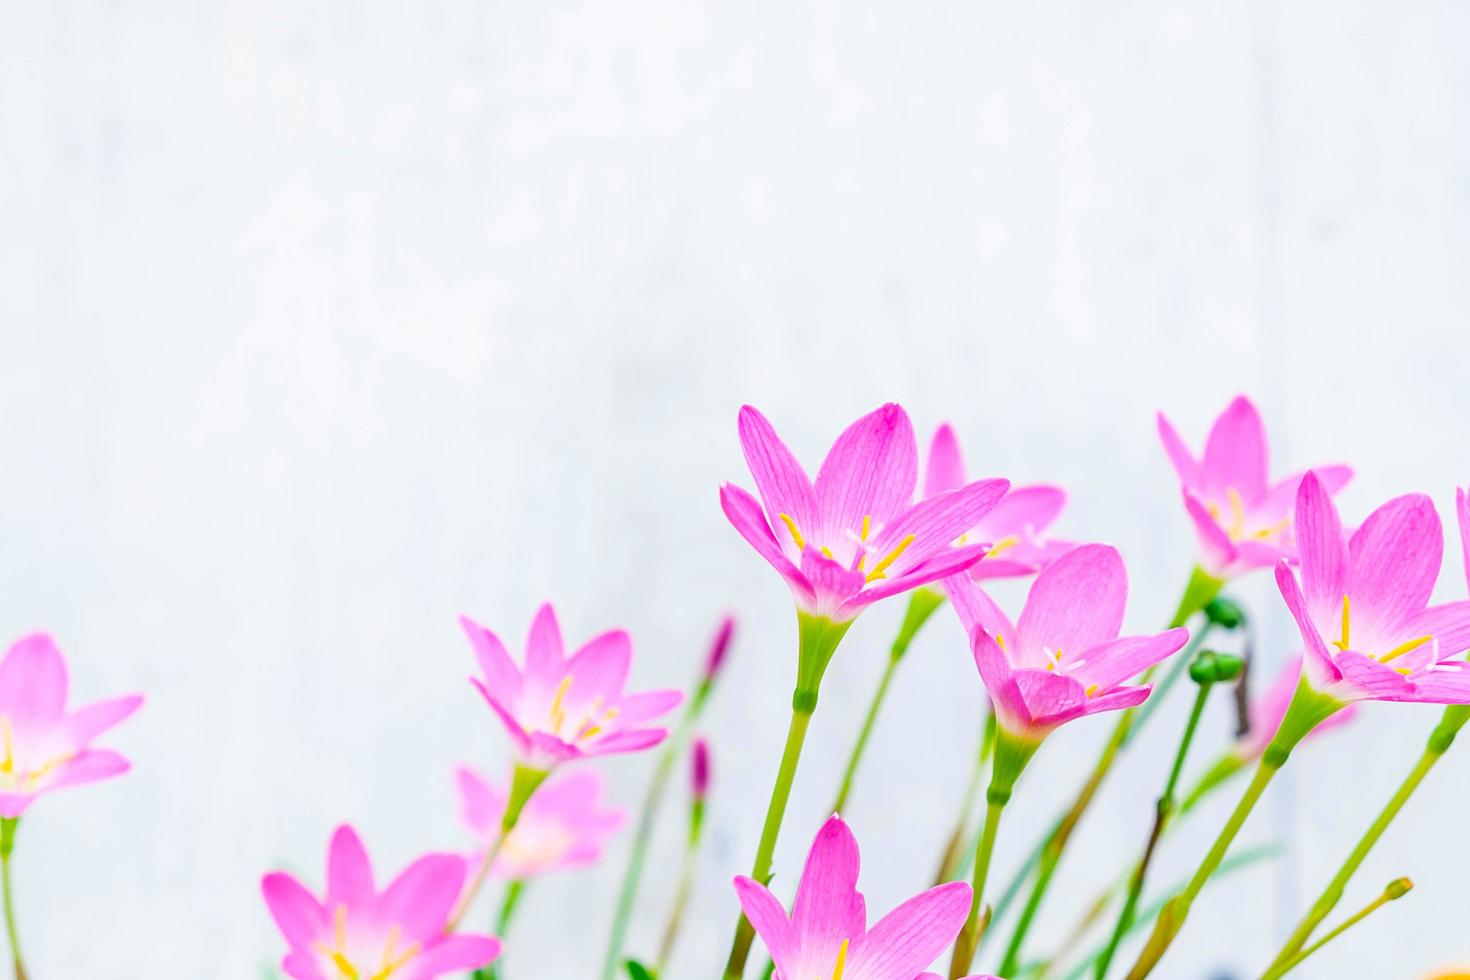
2;2;1468;976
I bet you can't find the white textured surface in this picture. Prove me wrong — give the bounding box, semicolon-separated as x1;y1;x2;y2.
2;2;1469;977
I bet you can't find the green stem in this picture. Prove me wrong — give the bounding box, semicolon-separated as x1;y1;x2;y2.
1124;759;1279;980
0;820;23;980
934;712;995;885
600;681;709;980
949;799;1006;978
1259;878;1412;980
832;588;944;816
1094;680;1213;979
477;880;526;980
450;766;545;933
1261;707;1464;974
722;705;815;979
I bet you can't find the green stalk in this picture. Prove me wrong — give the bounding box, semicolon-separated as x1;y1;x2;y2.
1095;653;1236;979
832;588;944;815
1262;704;1467;973
476;880;526;980
991;570;1222;971
656;787;708;973
722;613;849;980
600;678;712;980
450;765;545;932
933;711;995;885
1259;878;1412;980
0;820;24;980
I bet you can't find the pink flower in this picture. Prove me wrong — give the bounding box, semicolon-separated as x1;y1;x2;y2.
462;603;683;771
1233;654;1357;762
455;767;624;880
1274;471;1470;706
733;815;974;980
0;633;143;817
925;423;1074;580
944;545;1190;744
262;825;501;980
721;404;1009;623
1158;395;1352;579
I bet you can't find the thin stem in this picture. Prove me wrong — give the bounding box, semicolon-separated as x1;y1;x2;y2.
832;656;899;815
933;711;994;885
478;880;526;980
655;841;698;972
949;799;1005;978
0;819;22;980
1263;744;1444;973
600;683;708;980
450;766;545;933
722;705;815;980
1124;759;1279;980
1094;680;1213;979
1259;879;1411;980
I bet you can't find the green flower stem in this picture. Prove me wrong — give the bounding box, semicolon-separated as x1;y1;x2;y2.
832;588;944;815
450;765;545;933
600;677;713;980
1259;877;1412;980
475;880;527;980
933;711;995;885
991;569;1222;973
1262;704;1468;974
0;820;24;980
656;793;708;973
1094;677;1215;979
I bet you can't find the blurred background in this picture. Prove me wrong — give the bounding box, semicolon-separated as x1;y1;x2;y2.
3;2;1469;977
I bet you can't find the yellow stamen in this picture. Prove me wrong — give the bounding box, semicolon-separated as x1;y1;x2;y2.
1379;635;1433;664
330;952;360;980
995;633;1006;651
1334;595;1351;652
860;515;871;542
1206;500;1222;521
369;925;422;980
1251;517;1291;540
1226;487;1246;540
831;938;849;980
549;675;573;734
579;725;602;740
0;718;12;776
864;534;915;583
778;513;806;551
1085;684;1099;698
821;546;834;559
987;535;1020;559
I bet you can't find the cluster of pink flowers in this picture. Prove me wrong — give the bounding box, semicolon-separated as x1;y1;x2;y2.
12;393;1470;980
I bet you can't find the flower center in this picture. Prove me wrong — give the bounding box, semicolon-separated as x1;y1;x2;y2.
0;718;73;793
316;907;420;980
1332;594;1433;673
777;513;914;583
1204;487;1288;544
547;675;618;742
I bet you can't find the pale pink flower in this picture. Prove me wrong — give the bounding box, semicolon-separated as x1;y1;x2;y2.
0;633;142;817
262;825;501;980
462;603;682;771
456;767;624;880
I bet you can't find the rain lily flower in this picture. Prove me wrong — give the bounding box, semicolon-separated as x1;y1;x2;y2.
456;767;624;880
0;633;143;817
462;603;682;772
1274;471;1470;718
721;404;1009;626
733;815;973;980
262;825;501;980
1158;394;1352;580
925;423;1073;580
944;544;1190;747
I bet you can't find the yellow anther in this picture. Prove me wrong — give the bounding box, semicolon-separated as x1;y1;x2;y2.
579;725;602;740
1334;595;1351;652
995;633;1006;651
369;925;421;980
987;535;1020;559
1206;499;1221;521
1226;487;1246;540
548;674;575;734
860;515;871;541
864;534;915;583
330;952;360;980
778;513;807;551
821;546;834;560
1085;684;1099;698
831;938;850;980
1251;517;1291;540
0;718;12;776
1379;635;1433;664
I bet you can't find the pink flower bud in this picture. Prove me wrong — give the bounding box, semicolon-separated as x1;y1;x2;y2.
691;737;712;800
703;614;736;682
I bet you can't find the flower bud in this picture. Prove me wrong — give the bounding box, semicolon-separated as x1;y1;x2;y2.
1204;596;1246;630
1190;650;1245;685
691;737;712;801
703;615;736;683
1386;876;1413;900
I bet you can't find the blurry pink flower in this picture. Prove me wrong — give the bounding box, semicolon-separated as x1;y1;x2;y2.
262;825;501;980
1233;654;1358;762
721;404;1009;623
1158;394;1352;579
925;423;1074;580
702;614;737;683
733;815;973;980
462;604;682;771
1275;472;1470;706
691;737;712;800
944;545;1189;743
456;767;624;880
0;633;142;817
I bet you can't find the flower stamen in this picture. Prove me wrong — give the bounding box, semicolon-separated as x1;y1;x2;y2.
987;535;1020;559
830;938;849;980
778;513;807;551
864;534;915;583
1378;635;1433;664
1334;594;1351;652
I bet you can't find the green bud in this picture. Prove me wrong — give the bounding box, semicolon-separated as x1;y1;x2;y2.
1189;650;1244;685
1386;877;1413;900
1204;596;1246;630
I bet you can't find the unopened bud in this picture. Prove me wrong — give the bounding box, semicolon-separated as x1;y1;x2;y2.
1386;877;1413;900
691;737;712;800
703;615;736;683
1190;650;1244;685
1204;597;1246;630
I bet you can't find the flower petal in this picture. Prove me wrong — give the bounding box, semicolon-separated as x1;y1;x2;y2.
0;633;68;726
923;423;966;499
455;766;503;836
565;630;632;702
1013;670;1089;729
406;935;503;977
1458;485;1470;592
1346;493;1442;636
846;881;972;980
1016;544;1127;657
1182;490;1237;574
840;542;991;619
325;824;375;909
585;728;667;756
281;951;330;980
36;748;129;793
733;876;799;973
1275;560;1342;689
738;405;818;544
525;603;566;682
941;576;1018;650
1258;465;1353;524
1074;629;1190;691
1156;412;1200;487
62;694;144;746
978;484;1067;539
380;853;466;941
262;872;327;951
971;628;1030;734
1404;601;1470;661
1201;395;1267;502
871;479;1011;574
613;689;683;725
470;679;533;756
1294;471;1349;621
459;617;523;704
814;403;917;535
791;816;867;966
720;483;816;604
